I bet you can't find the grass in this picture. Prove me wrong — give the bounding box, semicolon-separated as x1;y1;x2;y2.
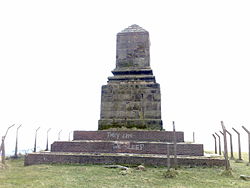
0;153;249;188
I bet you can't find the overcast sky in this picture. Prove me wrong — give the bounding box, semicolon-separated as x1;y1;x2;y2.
1;0;250;155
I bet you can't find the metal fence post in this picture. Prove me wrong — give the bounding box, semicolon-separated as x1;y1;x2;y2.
68;131;73;141
58;130;62;141
242;126;250;163
34;127;40;152
212;134;217;154
167;143;170;169
1;124;15;164
215;132;222;155
45;128;51;151
173;121;177;169
232;127;242;161
193;132;195;143
14;124;22;158
226;130;234;159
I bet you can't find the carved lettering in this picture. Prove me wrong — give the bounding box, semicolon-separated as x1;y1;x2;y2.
112;143;121;150
127;144;144;151
122;133;133;139
107;132;120;139
112;143;144;151
107;132;133;140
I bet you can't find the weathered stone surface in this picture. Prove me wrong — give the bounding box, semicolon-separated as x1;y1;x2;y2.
24;152;225;167
73;130;184;142
99;25;162;130
51;141;204;156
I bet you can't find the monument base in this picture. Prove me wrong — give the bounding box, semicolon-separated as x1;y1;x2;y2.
23;130;214;166
24;152;225;167
98;119;163;130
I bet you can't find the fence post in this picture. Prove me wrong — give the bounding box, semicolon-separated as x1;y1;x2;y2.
232;127;242;161
242;126;250;163
33;127;40;152
58;130;62;141
221;121;230;170
0;138;2;153
215;132;222;155
1;124;15;164
219;131;224;154
167;143;170;170
173;121;177;169
193;132;195;143
14;124;22;158
226;130;234;159
1;136;5;164
212;134;217;154
45;128;51;151
68;131;73;141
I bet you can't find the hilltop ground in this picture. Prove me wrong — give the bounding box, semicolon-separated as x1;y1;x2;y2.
0;153;250;188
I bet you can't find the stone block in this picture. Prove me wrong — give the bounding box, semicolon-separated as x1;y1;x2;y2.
73;131;184;142
24;153;225;167
51;140;203;156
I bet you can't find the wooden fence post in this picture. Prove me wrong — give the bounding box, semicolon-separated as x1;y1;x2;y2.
212;134;217;154
242;126;250;163
215;132;222;155
173;121;177;169
232;127;242;161
221;121;230;170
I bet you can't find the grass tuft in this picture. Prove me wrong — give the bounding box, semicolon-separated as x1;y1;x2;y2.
220;169;233;177
163;169;178;178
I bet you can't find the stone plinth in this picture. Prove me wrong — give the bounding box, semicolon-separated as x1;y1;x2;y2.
73;130;184;142
49;130;203;156
25;153;225;167
51;140;203;156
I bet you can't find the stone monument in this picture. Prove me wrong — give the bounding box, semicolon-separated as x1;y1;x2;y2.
99;24;162;130
24;25;225;167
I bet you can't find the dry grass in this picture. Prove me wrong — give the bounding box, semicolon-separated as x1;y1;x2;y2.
0;153;249;188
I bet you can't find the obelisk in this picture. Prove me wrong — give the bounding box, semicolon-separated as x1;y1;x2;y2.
98;24;162;130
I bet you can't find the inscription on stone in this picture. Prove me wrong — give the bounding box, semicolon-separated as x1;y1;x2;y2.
107;132;133;140
112;142;144;151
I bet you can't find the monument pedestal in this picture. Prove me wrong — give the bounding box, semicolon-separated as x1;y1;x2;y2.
25;130;226;166
50;130;203;156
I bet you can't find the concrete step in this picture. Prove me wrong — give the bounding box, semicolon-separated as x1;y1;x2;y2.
73;130;184;142
24;152;225;166
51;140;203;156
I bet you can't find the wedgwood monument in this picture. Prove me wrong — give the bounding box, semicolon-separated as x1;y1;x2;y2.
25;25;225;166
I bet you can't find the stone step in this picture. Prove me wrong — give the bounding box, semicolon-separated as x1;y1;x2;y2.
51;140;203;156
24;152;225;166
73;130;184;142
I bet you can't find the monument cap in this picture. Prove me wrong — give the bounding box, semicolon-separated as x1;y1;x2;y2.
118;24;148;34
115;24;150;70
